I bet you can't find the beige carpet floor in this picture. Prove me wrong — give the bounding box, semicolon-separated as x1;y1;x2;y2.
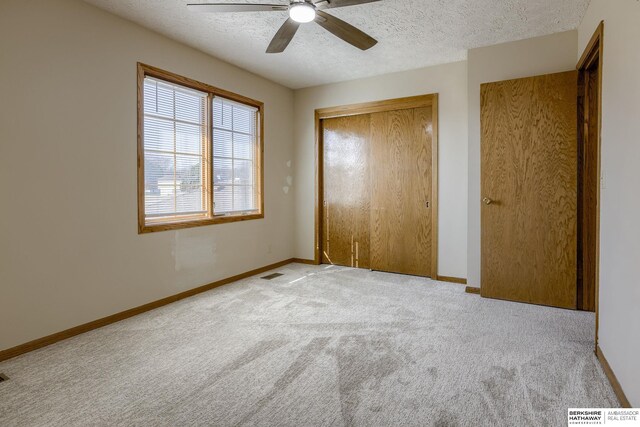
0;263;619;426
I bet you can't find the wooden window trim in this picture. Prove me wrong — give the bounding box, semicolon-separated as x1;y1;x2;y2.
137;63;265;234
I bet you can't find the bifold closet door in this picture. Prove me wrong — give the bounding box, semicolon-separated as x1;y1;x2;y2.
370;107;433;277
322;114;371;268
481;71;578;309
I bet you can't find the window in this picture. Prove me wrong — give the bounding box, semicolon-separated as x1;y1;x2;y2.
142;77;209;221
212;98;259;215
137;63;263;233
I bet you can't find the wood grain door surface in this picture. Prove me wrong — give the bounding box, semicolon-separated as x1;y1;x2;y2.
480;71;578;309
370;107;433;277
322;114;371;268
322;107;433;277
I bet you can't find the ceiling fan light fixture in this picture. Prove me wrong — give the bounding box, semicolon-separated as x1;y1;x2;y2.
289;2;316;23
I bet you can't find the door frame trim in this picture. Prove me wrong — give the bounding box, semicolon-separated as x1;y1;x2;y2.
577;21;604;350
313;94;439;278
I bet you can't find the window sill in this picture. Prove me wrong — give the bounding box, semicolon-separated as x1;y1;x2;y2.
138;213;264;234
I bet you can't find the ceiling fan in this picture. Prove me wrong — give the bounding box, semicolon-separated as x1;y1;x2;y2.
187;0;381;53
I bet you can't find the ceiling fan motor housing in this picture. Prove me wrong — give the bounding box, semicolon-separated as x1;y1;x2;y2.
289;1;317;23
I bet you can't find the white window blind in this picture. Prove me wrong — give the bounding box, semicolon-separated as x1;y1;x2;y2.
212;97;259;215
143;77;208;221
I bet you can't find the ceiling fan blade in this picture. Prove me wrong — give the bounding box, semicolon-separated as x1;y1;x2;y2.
314;0;382;10
314;10;377;50
187;3;289;13
266;18;301;53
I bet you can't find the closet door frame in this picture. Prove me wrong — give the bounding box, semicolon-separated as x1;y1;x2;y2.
313;94;439;277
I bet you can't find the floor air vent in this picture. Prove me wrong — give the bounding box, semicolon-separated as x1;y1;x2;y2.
261;273;284;280
0;373;8;382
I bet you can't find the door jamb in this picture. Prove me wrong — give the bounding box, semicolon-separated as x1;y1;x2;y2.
577;21;604;351
313;94;439;278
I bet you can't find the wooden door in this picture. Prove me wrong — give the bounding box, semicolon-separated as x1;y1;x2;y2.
370;107;433;277
322;114;371;268
481;71;578;309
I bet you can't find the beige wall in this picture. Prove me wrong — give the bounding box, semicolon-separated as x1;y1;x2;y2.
292;61;469;278
0;0;295;351
578;0;640;407
466;31;578;287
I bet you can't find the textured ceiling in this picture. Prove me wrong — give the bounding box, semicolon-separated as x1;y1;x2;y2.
82;0;590;88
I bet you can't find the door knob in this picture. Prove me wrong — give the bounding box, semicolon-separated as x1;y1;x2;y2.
482;197;493;205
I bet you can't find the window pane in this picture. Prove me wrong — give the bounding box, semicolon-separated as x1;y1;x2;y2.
144;151;174;192
213;129;233;157
176;122;202;155
144;117;174;152
214;185;232;214
233;105;255;134
234;133;254;160
146;189;175;216
144;152;175;216
234;186;255;212
211;96;259;216
175;90;203;123
233;159;253;185
175;154;205;213
155;81;175;118
143;80;157;114
213;157;232;185
177;186;204;214
213;99;233;130
176;155;202;188
143;76;208;222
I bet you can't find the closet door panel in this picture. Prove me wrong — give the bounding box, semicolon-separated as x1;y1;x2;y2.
369;107;433;277
322;114;371;268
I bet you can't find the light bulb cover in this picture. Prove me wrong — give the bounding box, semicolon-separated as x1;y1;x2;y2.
289;3;316;23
